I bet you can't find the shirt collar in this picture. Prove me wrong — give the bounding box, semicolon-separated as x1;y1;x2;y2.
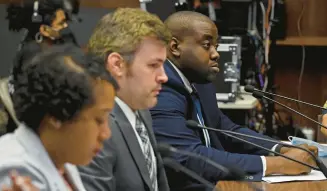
167;59;193;94
114;97;137;128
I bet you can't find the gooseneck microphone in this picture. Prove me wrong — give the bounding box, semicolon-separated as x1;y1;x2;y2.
244;85;327;110
252;91;327;130
158;143;263;191
251;92;327;178
162;157;216;190
157;143;245;180
186;120;321;173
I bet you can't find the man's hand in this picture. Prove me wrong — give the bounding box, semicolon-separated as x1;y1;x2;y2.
1;171;39;191
280;144;318;157
265;144;317;176
321;113;327;137
280;144;317;175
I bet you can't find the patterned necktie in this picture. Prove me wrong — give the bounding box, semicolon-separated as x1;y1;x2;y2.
135;112;158;191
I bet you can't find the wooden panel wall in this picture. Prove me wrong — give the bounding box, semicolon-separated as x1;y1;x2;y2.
284;0;327;37
271;46;327;133
270;0;327;138
277;0;327;45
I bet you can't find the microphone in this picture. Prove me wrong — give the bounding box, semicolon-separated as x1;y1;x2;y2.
244;85;327;110
251;92;327;178
252;91;327;130
162;157;216;190
158;144;264;191
157;143;245;180
186;120;322;174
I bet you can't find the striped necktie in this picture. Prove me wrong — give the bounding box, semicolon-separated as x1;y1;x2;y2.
135;112;158;191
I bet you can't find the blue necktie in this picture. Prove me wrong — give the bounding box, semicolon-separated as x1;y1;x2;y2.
191;85;211;147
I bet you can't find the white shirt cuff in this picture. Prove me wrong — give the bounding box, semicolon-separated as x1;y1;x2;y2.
271;144;279;152
260;156;267;177
268;144;279;156
262;144;279;177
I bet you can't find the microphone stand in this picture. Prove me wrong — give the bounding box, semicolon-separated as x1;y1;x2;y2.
157;143;243;179
188;122;318;171
252;92;327;130
252;92;327;178
245;85;327;110
162;157;216;190
159;144;263;191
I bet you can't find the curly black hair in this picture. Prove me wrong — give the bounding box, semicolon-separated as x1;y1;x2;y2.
6;0;80;39
12;44;118;131
10;42;43;83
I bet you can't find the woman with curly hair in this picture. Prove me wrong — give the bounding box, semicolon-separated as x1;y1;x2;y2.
0;0;80;135
0;44;118;191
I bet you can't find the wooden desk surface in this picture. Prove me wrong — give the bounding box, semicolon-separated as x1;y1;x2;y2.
217;180;327;191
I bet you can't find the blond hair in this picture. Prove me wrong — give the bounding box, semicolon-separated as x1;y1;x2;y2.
88;8;171;61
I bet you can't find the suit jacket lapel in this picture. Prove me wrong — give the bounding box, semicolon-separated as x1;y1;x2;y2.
111;105;152;190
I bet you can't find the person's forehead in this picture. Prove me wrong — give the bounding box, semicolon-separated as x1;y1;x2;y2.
191;20;218;38
135;37;166;57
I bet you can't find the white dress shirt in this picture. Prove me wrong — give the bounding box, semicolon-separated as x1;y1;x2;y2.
0;124;86;191
167;59;278;177
115;97;157;173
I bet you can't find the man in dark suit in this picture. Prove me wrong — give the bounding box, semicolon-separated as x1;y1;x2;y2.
150;11;317;191
77;8;171;191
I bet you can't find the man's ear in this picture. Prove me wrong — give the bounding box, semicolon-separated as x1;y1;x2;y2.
106;52;125;78
169;37;181;58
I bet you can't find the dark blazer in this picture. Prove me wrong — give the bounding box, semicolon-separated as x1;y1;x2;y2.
78;102;169;191
150;60;276;191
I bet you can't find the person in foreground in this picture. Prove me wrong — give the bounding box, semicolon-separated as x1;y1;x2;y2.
78;8;171;191
150;11;317;190
0;45;117;191
0;0;80;134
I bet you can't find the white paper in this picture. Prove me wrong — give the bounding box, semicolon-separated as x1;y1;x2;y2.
262;170;326;183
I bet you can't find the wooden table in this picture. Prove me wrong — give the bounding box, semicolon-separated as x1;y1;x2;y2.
216;180;327;191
